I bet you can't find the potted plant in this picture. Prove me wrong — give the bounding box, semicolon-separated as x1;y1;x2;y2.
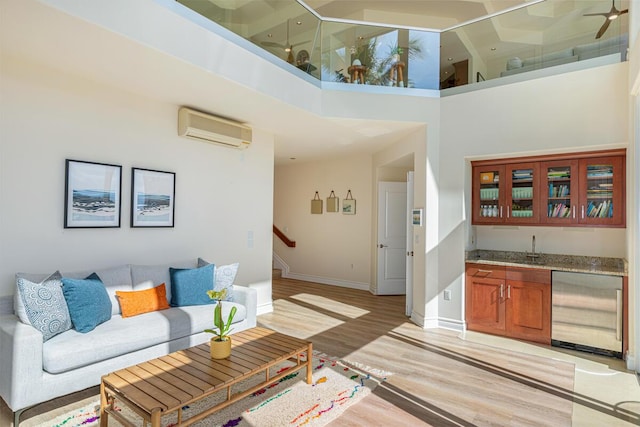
389;45;403;64
204;288;237;359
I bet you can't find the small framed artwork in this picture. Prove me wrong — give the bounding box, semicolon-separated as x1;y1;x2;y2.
326;190;339;213
311;191;323;214
342;199;356;215
64;159;122;228
342;190;356;215
412;208;423;226
131;168;175;227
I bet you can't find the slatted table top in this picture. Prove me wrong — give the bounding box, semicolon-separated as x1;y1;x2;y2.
100;327;312;425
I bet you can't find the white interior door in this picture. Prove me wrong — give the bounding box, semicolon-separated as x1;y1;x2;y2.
405;172;414;316
377;182;407;295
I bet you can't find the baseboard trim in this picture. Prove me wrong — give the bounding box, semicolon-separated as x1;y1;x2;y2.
257;302;274;316
438;318;465;332
282;272;370;291
272;252;289;276
410;310;425;328
626;353;636;371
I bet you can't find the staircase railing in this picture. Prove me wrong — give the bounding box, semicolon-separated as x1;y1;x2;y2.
273;225;296;248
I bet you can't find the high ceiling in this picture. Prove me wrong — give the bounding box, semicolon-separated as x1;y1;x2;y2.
1;0;631;165
302;0;531;29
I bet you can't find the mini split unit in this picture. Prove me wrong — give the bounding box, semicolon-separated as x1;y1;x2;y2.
177;107;252;149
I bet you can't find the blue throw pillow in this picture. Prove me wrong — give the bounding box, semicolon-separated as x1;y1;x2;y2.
62;273;112;333
169;263;215;307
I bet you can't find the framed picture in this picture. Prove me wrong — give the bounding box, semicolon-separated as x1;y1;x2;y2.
342;189;356;215
412;208;423;226
342;199;356;215
131;168;175;228
64;159;122;228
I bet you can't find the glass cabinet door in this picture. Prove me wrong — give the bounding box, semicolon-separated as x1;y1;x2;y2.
473;165;504;224
506;163;538;223
579;156;624;226
540;160;578;224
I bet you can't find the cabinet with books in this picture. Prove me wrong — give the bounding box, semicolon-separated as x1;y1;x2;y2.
578;156;625;226
472;149;625;228
540;160;578;225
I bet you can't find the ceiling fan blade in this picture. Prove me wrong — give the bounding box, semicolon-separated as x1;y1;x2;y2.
595;18;611;39
619;9;628;15
583;12;609;17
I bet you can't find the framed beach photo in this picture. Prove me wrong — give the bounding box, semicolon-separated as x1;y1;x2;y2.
64;159;122;228
131;168;175;228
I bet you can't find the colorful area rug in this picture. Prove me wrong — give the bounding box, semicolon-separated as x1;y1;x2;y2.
34;351;386;427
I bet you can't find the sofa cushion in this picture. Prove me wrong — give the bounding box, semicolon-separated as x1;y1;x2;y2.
15;273;72;341
522;47;574;67
14;271;60;324
506;57;522;70
41;302;247;373
62;274;112;333
62;265;132;315
169;264;215;307
116;283;170;318
130;261;196;303
197;258;238;301
575;34;628;60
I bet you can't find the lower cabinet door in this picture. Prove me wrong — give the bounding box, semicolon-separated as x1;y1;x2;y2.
465;276;506;334
505;280;551;344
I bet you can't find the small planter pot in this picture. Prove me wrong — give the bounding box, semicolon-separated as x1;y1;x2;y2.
210;337;232;359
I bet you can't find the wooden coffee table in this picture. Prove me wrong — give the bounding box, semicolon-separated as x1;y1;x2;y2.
99;327;313;427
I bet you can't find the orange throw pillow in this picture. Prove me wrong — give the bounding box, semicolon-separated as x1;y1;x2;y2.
116;283;170;318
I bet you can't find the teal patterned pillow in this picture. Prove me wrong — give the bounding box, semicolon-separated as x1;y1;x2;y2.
16;275;72;341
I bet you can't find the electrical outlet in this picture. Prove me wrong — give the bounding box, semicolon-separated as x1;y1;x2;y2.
443;290;452;301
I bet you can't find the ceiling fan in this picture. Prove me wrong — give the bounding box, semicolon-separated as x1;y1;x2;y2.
583;0;628;39
261;20;309;64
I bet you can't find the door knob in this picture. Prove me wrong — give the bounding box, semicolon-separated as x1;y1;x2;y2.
379;244;388;248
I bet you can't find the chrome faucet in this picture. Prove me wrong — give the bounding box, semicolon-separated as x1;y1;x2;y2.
526;235;539;262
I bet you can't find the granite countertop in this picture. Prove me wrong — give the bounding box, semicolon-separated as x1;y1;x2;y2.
466;249;627;276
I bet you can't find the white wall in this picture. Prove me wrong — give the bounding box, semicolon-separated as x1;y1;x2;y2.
273;154;373;289
440;62;629;324
0;55;275;304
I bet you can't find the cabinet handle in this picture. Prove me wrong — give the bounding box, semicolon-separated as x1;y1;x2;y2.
572;206;576;219
507;285;511;299
507;206;510;218
477;269;493;274
581;205;585;219
500;284;504;299
500;206;503;218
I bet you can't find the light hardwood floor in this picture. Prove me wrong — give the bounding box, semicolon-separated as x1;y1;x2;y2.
2;276;639;426
260;277;640;426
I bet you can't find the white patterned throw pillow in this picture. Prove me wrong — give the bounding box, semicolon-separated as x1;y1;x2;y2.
16;273;72;341
197;258;238;301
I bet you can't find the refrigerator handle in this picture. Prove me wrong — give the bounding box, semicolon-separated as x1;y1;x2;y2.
616;290;622;342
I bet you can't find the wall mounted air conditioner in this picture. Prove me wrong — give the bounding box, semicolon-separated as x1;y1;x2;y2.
178;107;252;149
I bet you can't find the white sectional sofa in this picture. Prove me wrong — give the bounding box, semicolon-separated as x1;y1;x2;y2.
0;259;257;425
500;34;628;77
